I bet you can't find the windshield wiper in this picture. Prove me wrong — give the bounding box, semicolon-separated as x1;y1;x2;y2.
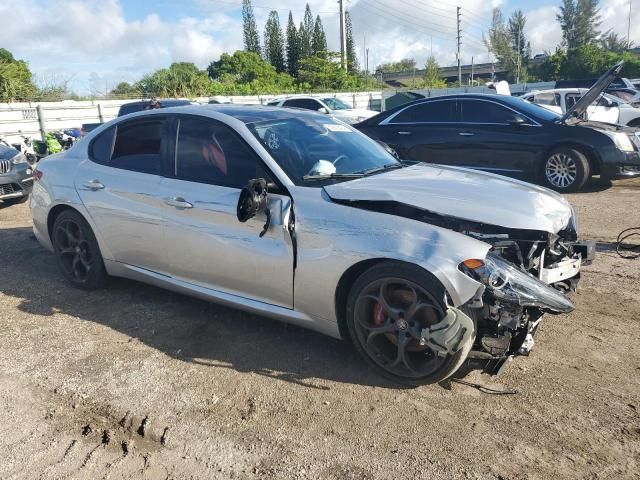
360;162;405;176
302;172;365;181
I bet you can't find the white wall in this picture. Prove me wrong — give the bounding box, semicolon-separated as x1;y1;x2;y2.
0;92;383;143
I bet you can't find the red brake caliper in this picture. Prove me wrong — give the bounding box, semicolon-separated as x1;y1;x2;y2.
373;303;385;326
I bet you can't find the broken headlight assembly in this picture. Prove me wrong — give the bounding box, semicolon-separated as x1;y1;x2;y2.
459;253;574;313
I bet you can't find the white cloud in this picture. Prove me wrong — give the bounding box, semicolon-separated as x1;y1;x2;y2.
0;0;638;94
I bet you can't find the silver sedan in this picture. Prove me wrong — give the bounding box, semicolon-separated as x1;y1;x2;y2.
30;105;590;385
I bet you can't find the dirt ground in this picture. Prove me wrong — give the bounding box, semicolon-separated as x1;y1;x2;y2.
1;178;639;480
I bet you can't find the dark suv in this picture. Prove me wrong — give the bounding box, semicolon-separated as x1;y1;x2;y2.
0;145;34;207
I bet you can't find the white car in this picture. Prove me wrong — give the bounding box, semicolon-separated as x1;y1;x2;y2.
267;96;378;124
522;89;640;128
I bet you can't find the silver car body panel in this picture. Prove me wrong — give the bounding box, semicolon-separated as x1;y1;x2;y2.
324;164;573;234
31;106;572;340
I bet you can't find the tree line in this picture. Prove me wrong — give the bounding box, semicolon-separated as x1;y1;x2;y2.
485;0;639;83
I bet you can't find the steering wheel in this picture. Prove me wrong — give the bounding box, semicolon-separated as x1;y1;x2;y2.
333;154;350;168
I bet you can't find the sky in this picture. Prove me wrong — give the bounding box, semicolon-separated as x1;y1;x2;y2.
0;0;637;94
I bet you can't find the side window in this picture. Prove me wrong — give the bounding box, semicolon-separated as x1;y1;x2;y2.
459;100;514;124
533;92;560;106
89;127;115;165
283;99;321;110
111;119;164;175
390;100;457;123
175;117;268;188
566;94;579;109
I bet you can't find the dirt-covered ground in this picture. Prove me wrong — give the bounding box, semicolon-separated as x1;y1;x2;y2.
1;178;639;479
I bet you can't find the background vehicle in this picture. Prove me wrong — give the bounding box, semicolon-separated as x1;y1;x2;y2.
267;96;377;124
0;144;34;207
81;99;194;135
357;62;640;192
522;89;640;127
31;105;587;386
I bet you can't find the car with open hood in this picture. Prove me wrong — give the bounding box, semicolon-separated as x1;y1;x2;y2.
30;104;592;386
356;62;640;192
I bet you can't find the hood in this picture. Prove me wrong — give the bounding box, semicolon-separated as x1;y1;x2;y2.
323;164;573;234
561;61;624;123
0;144;20;160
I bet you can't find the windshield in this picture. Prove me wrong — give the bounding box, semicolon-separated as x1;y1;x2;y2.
247;116;400;185
321;98;350;110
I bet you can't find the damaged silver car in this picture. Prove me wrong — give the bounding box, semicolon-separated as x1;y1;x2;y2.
30;105;593;385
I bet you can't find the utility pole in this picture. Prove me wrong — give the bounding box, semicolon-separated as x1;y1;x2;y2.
628;0;632;49
470;56;474;86
516;24;521;84
456;6;462;85
362;33;366;74
366;48;369;75
338;0;347;71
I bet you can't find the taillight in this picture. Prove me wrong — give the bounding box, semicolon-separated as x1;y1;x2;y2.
33;169;43;181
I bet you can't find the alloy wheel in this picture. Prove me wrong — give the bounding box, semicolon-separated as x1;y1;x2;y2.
545;153;577;189
54;219;93;283
353;278;449;379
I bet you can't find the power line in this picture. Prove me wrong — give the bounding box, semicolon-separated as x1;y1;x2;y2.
214;0;338;15
365;0;459;38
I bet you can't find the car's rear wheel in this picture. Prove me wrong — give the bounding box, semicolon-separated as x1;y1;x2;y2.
346;263;473;386
542;147;590;192
52;210;107;290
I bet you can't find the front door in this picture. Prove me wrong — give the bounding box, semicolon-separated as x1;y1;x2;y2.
456;98;545;178
75;118;170;273
160;116;294;308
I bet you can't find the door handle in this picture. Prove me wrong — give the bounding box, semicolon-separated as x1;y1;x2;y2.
397;131;412;135
83;179;105;190
458;132;474;137
165;197;193;209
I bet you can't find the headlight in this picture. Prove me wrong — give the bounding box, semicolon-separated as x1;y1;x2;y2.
459;253;574;313
604;131;635;152
11;153;28;164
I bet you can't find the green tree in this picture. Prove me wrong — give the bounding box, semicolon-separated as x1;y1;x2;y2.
312;15;327;55
138;62;210;97
599;32;633;53
375;58;416;74
535;45;640;80
298;51;356;90
423;56;446;88
298;4;314;59
0;48;36;101
557;0;601;50
110;82;141;97
485;8;529;83
207;50;295;94
242;0;261;55
286;12;301;77
264;11;286;73
345;11;359;74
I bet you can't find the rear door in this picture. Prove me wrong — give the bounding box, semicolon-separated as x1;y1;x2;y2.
456;98;546;177
371;99;460;164
75;117;171;273
159;115;294;307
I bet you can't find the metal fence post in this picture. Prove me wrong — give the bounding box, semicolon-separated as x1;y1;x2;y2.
352;93;356;108
97;103;104;123
36;104;46;141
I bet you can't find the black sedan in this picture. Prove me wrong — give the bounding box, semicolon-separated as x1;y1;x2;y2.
356;93;640;192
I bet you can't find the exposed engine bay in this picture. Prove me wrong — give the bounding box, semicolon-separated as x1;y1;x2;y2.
333;199;595;374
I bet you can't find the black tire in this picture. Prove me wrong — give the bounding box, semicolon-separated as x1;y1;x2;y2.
345;262;473;386
542;147;590;192
51;209;107;290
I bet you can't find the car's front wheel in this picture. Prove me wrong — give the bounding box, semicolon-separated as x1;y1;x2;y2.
346;262;473;386
52;209;107;290
542;147;590;192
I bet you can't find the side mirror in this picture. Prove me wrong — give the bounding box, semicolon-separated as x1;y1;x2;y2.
317;107;329;114
507;115;527;126
237;178;271;237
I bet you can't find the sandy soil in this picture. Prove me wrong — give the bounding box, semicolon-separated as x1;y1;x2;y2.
1;178;639;479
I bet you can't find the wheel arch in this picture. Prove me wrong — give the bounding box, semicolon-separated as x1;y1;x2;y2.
334;258;447;341
47;204;84;240
543;142;601;176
